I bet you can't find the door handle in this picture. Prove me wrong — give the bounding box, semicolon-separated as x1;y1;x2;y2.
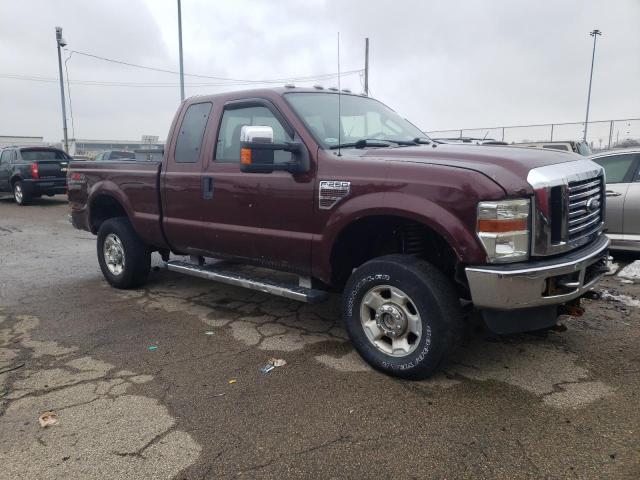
202;176;214;200
605;190;621;197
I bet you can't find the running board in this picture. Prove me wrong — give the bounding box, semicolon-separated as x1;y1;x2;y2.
166;260;329;304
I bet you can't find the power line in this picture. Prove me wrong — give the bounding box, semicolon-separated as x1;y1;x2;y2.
64;51;76;139
65;49;363;84
0;72;363;88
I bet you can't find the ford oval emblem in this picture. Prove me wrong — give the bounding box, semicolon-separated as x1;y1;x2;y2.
586;197;601;213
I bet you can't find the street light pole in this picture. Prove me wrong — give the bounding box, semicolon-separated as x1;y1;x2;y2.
364;38;369;96
177;0;185;101
55;27;69;153
583;29;601;143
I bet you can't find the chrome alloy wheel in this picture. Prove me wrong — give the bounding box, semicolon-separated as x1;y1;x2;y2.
359;285;422;357
14;184;23;203
103;233;125;276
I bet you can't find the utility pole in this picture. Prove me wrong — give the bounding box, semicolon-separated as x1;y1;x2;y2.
583;29;602;142
55;27;69;153
364;37;369;96
177;0;185;101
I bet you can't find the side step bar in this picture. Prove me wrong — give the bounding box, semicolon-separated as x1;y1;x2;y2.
166;260;329;304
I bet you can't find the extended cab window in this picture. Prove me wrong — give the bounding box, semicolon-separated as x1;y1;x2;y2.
592;154;636;183
215;105;292;163
175;102;212;163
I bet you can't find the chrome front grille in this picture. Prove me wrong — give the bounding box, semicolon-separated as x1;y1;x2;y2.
567;177;604;242
527;159;605;257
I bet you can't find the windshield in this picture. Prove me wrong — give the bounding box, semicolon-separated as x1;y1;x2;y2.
285;92;426;148
20;149;69;161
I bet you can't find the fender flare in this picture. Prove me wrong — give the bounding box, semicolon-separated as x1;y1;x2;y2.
86;181;135;233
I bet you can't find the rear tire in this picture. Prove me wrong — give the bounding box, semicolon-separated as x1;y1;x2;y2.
342;254;462;379
13;181;31;206
97;217;151;289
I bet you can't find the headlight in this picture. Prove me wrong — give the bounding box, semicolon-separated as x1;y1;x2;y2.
477;199;530;263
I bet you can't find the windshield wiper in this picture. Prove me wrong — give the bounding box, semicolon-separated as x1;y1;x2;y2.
329;139;396;150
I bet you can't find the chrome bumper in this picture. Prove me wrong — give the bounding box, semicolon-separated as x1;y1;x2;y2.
465;234;610;310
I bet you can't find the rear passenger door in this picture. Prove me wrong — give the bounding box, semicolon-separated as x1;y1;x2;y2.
161;101;213;255
591;152;637;237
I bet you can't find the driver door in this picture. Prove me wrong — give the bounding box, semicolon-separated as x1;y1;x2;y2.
201;99;315;273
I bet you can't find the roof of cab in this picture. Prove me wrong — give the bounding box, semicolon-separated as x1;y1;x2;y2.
182;86;365;105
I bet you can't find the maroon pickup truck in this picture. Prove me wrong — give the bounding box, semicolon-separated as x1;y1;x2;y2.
68;87;609;379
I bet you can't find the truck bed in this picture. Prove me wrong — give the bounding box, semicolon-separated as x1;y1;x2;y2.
68;160;167;248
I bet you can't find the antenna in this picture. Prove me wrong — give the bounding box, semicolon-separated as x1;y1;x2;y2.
337;32;342;157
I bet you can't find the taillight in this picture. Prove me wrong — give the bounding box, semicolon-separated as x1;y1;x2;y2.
30;162;39;179
69;172;82;181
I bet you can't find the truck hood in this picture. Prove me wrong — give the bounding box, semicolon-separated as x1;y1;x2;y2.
361;144;582;195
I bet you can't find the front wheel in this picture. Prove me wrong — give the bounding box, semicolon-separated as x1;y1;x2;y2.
343;254;462;379
97;217;151;289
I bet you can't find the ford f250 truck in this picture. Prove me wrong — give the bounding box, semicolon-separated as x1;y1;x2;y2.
68;87;610;379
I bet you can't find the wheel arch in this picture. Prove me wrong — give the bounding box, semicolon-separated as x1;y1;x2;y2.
9;174;22;187
326;212;466;292
88;193;131;234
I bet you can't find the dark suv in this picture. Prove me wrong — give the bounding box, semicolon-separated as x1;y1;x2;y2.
0;147;70;205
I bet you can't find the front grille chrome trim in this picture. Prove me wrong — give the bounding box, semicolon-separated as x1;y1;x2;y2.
527;159;605;257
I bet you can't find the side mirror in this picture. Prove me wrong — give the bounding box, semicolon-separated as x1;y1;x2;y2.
239;125;303;174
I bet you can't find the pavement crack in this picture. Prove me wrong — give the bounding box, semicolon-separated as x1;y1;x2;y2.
236;435;352;475
55;395;103;413
0;363;25;375
111;425;179;459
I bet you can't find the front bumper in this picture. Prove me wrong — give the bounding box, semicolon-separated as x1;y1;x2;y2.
465;234;610;310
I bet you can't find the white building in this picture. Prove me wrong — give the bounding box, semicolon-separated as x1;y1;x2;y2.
68;136;164;158
0;135;48;148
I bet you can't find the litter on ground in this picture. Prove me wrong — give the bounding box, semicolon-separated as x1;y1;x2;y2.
260;358;287;374
147;345;158;351
38;411;58;428
269;358;287;367
228;379;237;384
260;363;275;374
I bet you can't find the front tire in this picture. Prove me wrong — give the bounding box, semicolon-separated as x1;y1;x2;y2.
343;254;462;379
13;181;31;206
97;217;151;289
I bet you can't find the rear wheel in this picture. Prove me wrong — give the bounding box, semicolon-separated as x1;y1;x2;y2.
13;181;31;206
97;217;151;289
343;254;462;379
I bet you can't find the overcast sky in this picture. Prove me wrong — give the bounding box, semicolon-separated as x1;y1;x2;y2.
1;0;639;143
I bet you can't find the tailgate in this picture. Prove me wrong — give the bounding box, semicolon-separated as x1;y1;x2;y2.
37;160;68;179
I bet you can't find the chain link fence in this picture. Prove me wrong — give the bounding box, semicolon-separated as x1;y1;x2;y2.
426;118;640;152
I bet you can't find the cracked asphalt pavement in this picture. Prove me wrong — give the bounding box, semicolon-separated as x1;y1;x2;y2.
1;196;639;479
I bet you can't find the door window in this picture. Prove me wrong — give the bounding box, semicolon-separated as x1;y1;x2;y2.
175;102;212;163
0;150;11;164
592;154;636;183
215;105;292;164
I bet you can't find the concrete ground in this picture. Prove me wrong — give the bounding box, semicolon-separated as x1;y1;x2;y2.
0;196;639;480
